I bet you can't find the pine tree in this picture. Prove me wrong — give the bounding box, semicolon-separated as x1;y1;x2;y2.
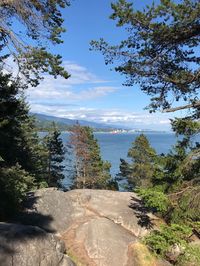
91;0;200;224
68;123;113;189
127;134;157;188
91;1;200;260
91;0;200;116
44;123;65;187
0;0;70;85
0;164;34;219
0;72;47;218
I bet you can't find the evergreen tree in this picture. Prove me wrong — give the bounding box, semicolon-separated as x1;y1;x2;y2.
127;134;157;188
91;0;200;115
0;0;70;85
0;72;48;218
92;0;200;221
92;1;200;262
43;123;65;187
0;164;34;219
68;123;114;189
0;73;47;182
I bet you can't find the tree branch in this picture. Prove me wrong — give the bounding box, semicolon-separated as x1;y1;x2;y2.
163;100;200;113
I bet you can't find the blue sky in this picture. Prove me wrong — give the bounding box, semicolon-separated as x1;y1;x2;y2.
26;0;184;130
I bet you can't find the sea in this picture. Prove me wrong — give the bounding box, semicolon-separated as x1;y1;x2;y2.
39;131;200;188
56;132;184;183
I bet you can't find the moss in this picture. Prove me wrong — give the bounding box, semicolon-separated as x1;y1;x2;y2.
130;242;158;266
66;250;83;266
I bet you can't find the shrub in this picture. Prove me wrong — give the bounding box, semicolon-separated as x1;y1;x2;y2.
0;164;34;219
144;224;192;258
137;188;170;214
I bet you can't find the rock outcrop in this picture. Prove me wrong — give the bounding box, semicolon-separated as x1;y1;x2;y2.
1;188;170;266
0;222;75;266
23;188;163;236
21;188;167;266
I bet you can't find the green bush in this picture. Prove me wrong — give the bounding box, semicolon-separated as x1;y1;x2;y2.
177;245;200;266
144;224;192;258
0;164;34;219
137;188;170;214
170;186;200;223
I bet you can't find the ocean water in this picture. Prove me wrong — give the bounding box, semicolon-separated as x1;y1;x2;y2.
59;132;179;178
39;131;199;187
94;132;178;177
39;132;200;187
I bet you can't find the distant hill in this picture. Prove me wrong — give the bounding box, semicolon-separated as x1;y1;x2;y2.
31;113;123;131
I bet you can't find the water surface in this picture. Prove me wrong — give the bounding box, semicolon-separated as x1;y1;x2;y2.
59;132;178;177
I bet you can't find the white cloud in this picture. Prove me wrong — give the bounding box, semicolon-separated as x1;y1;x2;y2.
160;120;171;124
63;61;106;84
27;85;117;101
30;104;172;130
26;61;116;102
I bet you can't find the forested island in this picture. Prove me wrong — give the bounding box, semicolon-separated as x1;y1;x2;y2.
0;0;200;266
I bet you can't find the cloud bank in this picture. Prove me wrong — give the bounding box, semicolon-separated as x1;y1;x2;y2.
27;61;116;101
26;61;172;130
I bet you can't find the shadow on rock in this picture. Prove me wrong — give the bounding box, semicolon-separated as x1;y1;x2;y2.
129;196;154;229
0;222;71;266
0;222;50;264
14;191;55;233
0;191;56;260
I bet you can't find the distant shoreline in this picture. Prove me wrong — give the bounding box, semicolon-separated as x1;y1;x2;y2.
38;130;172;134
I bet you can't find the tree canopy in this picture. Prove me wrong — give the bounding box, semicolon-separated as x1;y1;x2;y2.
0;0;70;85
117;134;158;189
43;123;65;187
0;72;48;218
68;123;116;189
92;2;200;262
91;0;200;115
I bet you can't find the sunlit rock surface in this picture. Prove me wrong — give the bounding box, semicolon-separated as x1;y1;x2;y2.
23;188;169;266
1;188;170;266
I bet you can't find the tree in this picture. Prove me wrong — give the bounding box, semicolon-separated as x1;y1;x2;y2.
0;72;46;178
91;1;200;261
68;123;113;189
91;0;200;115
117;158;132;180
0;163;34;219
43;123;65;187
0;72;48;218
0;0;70;85
91;0;200;216
0;0;71;219
127;134;157;188
91;0;200;189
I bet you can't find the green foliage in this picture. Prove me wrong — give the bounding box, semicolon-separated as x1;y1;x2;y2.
0;72;48;218
91;2;200;263
171;118;200;138
0;164;34;219
118;134;158;188
68;124;113;189
0;0;70;84
43;123;65;187
169;118;200;182
91;0;200;115
144;224;192;257
177;245;200;266
170;186;200;223
0;72;47;183
137;188;170;214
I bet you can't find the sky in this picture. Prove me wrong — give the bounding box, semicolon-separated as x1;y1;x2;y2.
25;0;185;131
